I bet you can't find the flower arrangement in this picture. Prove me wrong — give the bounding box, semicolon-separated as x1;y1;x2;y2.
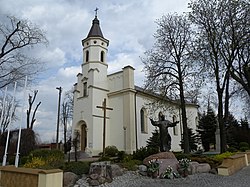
178;158;191;177
161;166;180;179
147;159;160;173
147;159;161;178
161;166;174;179
178;158;191;170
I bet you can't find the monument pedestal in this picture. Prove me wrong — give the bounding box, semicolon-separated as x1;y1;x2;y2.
143;152;179;175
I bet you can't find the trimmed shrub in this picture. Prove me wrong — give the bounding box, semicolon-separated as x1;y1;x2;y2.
227;147;238;153
133;147;158;161
239;142;249;149
63;161;90;175
104;146;119;157
240;147;249;152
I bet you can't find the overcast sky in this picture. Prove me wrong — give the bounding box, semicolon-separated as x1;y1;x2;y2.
1;0;192;142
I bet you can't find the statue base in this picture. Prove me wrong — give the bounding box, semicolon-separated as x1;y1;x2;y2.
143;152;179;175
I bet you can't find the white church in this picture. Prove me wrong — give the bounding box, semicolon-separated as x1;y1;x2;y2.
72;15;199;156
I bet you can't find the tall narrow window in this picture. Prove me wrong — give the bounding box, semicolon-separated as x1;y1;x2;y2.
83;82;87;97
86;51;89;62
173;115;178;135
140;108;147;133
101;51;104;62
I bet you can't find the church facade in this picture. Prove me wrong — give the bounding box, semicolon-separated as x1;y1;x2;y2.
72;15;199;156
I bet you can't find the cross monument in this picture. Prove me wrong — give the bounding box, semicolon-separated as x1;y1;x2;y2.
96;98;113;156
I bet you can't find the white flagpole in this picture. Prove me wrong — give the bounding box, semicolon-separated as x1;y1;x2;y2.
0;86;8;133
15;76;27;167
2;82;17;166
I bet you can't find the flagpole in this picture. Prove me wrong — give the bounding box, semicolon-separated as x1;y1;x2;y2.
15;76;27;167
2;82;17;166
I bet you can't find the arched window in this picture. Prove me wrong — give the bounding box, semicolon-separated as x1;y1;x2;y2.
173;115;178;135
86;50;89;62
140;108;147;133
101;51;104;62
83;82;87;97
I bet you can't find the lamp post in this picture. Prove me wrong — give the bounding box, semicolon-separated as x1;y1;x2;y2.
56;86;62;149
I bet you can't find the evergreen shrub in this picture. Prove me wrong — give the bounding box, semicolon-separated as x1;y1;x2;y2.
63;161;90;175
133;147;158;161
239;142;249;149
227;147;238;153
104;145;119;157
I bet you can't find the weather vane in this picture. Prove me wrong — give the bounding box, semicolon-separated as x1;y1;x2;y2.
95;7;99;17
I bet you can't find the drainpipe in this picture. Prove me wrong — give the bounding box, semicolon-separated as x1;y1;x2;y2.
134;91;138;150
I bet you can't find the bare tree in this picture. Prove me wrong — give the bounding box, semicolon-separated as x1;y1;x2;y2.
189;0;249;152
142;13;197;154
0;95;17;134
61;89;73;154
26;90;41;129
0;15;48;88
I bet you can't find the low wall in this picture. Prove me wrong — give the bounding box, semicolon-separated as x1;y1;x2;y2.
0;166;63;187
218;152;249;176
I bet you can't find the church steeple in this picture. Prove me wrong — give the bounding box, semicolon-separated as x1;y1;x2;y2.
87;16;104;38
82;9;109;65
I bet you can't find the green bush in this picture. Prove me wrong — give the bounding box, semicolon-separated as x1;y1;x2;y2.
104;146;119;157
120;159;141;171
227;147;238;153
240;146;249;152
239;142;249;149
133;147;158;161
20;156;29;166
25;149;64;169
63;161;90;175
213;152;235;162
117;151;126;161
173;152;191;161
98;156;111;162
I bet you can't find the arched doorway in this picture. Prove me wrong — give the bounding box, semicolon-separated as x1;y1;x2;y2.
80;123;87;151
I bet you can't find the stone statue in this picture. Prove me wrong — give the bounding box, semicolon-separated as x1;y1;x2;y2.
150;112;179;152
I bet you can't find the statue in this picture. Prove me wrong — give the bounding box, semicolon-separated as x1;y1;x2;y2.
150;112;179;152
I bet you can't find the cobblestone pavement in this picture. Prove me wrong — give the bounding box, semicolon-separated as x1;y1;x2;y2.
74;165;250;187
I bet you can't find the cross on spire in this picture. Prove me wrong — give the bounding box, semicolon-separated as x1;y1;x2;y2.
95;7;99;17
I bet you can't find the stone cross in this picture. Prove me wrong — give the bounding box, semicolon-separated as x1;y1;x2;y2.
96;98;113;156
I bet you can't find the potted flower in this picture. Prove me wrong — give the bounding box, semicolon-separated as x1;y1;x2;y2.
161;166;180;179
178;158;191;177
147;159;160;178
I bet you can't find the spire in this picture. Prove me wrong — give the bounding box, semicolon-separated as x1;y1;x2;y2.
87;8;104;38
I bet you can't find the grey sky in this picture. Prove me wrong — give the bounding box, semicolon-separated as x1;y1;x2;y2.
1;0;191;142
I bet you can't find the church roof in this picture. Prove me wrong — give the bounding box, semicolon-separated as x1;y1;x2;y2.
87;16;104;38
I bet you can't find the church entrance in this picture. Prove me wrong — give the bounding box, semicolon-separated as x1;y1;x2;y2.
80;123;87;151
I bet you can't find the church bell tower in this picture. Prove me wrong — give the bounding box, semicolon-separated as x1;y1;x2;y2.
72;10;110;156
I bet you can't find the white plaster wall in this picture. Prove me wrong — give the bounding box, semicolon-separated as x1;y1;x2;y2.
108;72;123;92
107;95;125;150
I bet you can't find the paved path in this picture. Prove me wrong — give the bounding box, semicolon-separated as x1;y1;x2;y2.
75;165;250;187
